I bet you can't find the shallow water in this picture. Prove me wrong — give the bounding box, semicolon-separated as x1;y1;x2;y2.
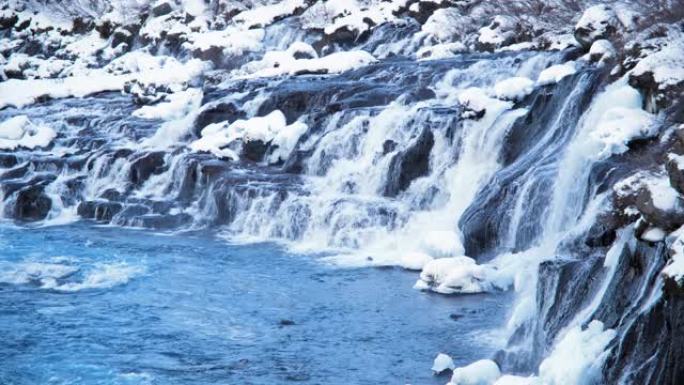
0;223;509;385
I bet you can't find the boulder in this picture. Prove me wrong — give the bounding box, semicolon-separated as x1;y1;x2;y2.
574;5;619;49
241;139;270;162
152;0;174;17
383;128;434;197
12;184;52;221
193;101;245;136
129;151;166;186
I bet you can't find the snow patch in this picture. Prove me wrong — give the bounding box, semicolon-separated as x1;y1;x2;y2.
432;353;455;374
537;62;577;86
493;77;534;101
449;359;501;385
0;115;56;150
415;256;498;294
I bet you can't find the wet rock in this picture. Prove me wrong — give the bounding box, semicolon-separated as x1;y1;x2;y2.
382;140;398;155
407;0;453;24
130;152;166;186
72;16;94;34
635;188;684;231
138;213;193;229
152;1;174;17
77;200;123;222
242;139;270;162
0;154;18;168
12;184;52;221
383;128;434;197
279;319;295;326
666;154;684;195
112;27;134;48
0;11;18;30
194;101;245;136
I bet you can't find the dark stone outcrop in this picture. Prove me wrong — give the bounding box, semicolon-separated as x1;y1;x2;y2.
129;152;166;186
383;128;434;197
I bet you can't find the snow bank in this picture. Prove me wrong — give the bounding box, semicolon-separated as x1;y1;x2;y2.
537;62;577;86
537;321;616;385
0;115;56;150
183;28;265;58
449;359;501;385
432;353;455;374
415;256;497;294
234;0;306;29
493;77;534;101
190;110;307;163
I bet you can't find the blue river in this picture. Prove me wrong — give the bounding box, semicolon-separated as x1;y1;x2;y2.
0;224;509;385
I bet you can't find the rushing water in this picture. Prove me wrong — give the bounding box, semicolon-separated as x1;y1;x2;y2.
0;223;509;385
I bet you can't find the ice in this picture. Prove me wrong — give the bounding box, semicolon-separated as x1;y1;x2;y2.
0;115;56;150
588;39;616;63
590;105;656;157
641;227;666;242
537;320;616;385
417;42;467;61
536;62;577;86
449;359;501;385
493;77;534;101
432;352;455;374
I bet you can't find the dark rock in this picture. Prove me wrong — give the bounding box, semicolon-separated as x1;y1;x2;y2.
193;102;245;136
242;140;270;162
95;19;114;38
666;155;684;195
72;16;94;34
12;184;52;221
635;187;684;231
382;140;397;155
279;319;295;326
383;128;434;197
77;200;123;222
0;11;18;30
152;1;174;17
112;27;133;48
130;152;166;186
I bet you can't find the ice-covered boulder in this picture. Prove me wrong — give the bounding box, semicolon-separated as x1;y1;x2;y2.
536;62;577;86
415;256;496;294
476;15;532;52
614;172;684;231
574;5;619;48
493;77;534;102
432;352;455;374
588;39;616;64
449;359;501;385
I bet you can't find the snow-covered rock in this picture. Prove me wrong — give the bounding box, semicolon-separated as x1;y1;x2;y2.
477;15;531;52
449;359;501;385
574;5;619;48
432;352;455;374
493;77;534;102
415;256;497;294
241;49;377;78
536;62;577;86
663;226;684;288
457;87;512;120
588;39;616;64
0;115;56;150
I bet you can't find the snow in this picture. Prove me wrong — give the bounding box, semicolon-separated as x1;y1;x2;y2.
322;0;406;37
448;359;501;385
234;0;306;29
478;15;519;49
493;77;534;101
415;256;497;294
647;175;680;211
398;251;434;271
133;88;203;121
663;226;684;284
190;110;307;163
243;49;377;78
575;5;617;41
419;230;465;257
0;115;56;150
537;321;616;385
591;105;656;157
432;353;455;374
588;39;616;63
588;84;657;158
457;87;512;119
421;8;469;43
184;28;264;57
537;62;577;86
631;37;684;88
492;375;538;385
641;227;666;242
417;42;467;61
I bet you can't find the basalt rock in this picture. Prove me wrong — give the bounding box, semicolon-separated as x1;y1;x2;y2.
129;151;166;186
11;184;52;221
383;127;434;197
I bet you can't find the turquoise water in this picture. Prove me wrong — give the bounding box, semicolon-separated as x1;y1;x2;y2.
0;224;509;385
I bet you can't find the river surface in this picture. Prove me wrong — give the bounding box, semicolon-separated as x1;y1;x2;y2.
0;223;509;385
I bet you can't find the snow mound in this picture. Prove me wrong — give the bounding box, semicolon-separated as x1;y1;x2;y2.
415;256;497;294
432;353;455;374
458;87;512;119
0;115;56;150
449;359;501;385
234;0;307;29
417;42;467;61
664;226;684;284
631;37;684;89
493;77;534;101
574;5;618;47
537;62;577;86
